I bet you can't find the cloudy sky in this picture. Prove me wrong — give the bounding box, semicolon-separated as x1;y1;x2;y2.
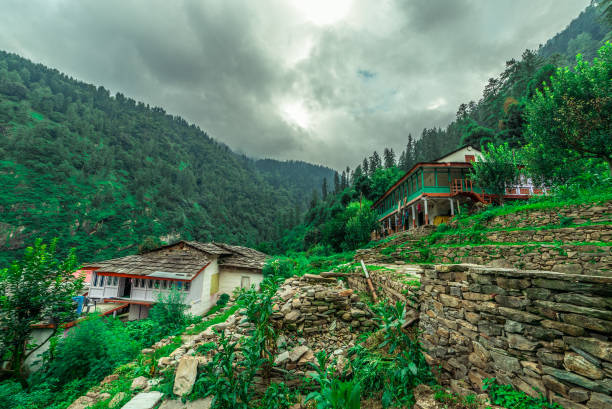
0;0;589;169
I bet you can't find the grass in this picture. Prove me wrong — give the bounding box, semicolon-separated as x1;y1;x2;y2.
184;304;239;335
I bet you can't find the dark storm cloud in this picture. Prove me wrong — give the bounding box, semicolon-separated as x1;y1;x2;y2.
0;0;590;169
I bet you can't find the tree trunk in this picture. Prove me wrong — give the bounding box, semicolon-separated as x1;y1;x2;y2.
607;157;612;177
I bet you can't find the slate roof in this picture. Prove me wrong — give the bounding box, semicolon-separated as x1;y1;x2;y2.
83;241;268;279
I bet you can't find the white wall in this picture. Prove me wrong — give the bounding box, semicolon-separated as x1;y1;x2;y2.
218;268;263;296
436;146;483;163
24;328;56;373
186;258;219;316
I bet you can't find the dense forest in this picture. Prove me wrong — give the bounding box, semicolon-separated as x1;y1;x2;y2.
0;52;335;265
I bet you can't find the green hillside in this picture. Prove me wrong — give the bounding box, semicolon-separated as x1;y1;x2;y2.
0;51;335;265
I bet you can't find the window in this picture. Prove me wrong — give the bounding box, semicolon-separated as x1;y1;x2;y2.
241;276;251;289
162;280;168;290
424;171;436;187
113;276;119;286
176;281;183;290
168;281;173;290
184;281;191;292
92;272;98;287
210;273;219;295
417;171;422;189
437;169;450;187
99;276;105;287
155;280;161;289
148;279;154;289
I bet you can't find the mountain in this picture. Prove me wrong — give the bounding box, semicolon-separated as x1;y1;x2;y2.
0;50;335;265
538;1;611;62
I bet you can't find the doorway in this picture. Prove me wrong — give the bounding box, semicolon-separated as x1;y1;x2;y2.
121;278;132;298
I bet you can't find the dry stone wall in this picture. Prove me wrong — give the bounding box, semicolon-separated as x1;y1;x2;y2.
448;202;612;229
417;264;612;409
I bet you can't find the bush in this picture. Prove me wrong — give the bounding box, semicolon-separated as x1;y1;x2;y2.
216;293;230;307
148;288;192;338
37;315;139;388
262;257;295;279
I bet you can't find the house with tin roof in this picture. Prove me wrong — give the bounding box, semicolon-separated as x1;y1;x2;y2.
81;241;268;320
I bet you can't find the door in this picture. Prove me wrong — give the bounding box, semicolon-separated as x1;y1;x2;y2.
241;276;251;289
121;278;132;298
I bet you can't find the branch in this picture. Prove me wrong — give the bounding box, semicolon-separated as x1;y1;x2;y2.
23;327;58;360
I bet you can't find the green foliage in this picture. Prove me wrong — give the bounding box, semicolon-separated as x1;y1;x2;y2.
432;386;481;409
526;42;612;180
469;143;521;204
305;353;361;409
483;379;563;409
148;288;192;338
347;301;435;408
36;316;139;388
259;382;295;409
216;293;230;307
0;239;83;379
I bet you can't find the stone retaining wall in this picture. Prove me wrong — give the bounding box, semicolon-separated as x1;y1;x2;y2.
449;202;612;229
435;224;611;245
417;264;612;409
428;243;611;277
346;265;422;306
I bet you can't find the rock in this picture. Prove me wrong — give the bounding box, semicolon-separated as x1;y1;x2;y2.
565;338;612;362
504;320;524;333
542;375;568;397
568;388;589;403
173;356;198;396
490;350;521;373
543;366;609;393
285;310;301;323
289;345;311;362
552;263;582;274
141;348;155;355
121;392;163;409
67;396;94;409
131;376;149;391
102;374;120;385
350;308;366;318
564;353;604;380
588;392;612;409
158;397;212;409
109;392;127;409
507;334;538;351
274;351;290;366
298;349;315;365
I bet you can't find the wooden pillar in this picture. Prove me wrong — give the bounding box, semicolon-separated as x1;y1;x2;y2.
456;199;461;214
411;205;416;229
423;198;429;225
449;198;455;216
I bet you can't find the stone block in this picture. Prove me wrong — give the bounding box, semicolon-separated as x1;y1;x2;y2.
588;392;612;409
173;356;198;396
565;337;612;362
541;320;584;337
490;350;521;373
563;353;604;380
121;392;163;409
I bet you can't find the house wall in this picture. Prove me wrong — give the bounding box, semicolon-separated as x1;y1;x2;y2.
437;146;483;163
128;304;150;320
188;258;219;316
218;268;264;295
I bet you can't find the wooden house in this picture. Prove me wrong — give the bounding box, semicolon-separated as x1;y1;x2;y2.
372;145;544;237
81;241;268;320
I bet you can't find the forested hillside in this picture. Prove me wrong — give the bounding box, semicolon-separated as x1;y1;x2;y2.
0;51;336;265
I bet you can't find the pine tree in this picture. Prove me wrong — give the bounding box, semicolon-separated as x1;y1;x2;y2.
362;158;369;176
309;189;319;209
333;171;340;193
341;171;347;190
398;150;407;171
321;178;328;200
383;148;396;168
369;151;381;172
406;133;415;168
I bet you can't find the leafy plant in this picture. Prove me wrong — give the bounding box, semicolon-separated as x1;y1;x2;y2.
259;382;295;409
483;378;563;409
305;352;361;409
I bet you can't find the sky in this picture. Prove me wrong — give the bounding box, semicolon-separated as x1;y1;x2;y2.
0;0;590;170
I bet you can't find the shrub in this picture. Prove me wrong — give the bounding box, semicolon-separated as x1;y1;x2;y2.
483;379;563;409
37;315;139;388
262;257;295;279
216;293;230;307
148;287;192;338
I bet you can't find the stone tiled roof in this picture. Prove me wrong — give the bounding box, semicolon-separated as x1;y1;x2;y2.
83;241;268;278
214;243;269;270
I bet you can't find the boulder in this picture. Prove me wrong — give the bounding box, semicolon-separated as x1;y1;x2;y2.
274;351;290;366
173;356;198;396
109;392;126;409
289;345;311;362
131;376;149;391
121;392;163;409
